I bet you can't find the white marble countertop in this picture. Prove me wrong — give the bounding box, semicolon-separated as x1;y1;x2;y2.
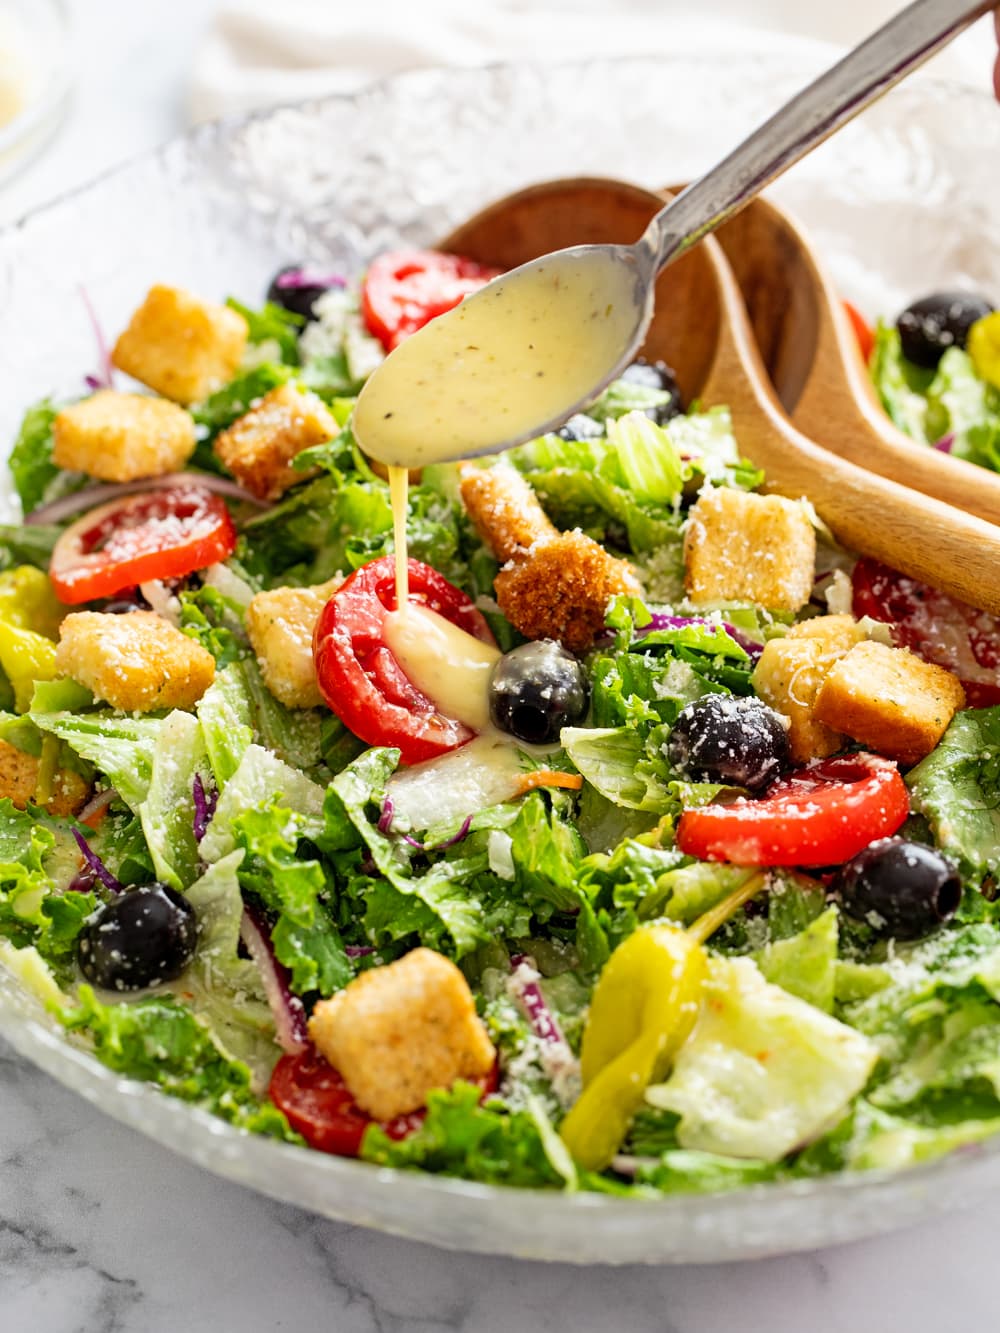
6;2;1000;1328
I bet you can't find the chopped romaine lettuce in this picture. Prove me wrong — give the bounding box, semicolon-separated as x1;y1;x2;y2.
646;956;878;1161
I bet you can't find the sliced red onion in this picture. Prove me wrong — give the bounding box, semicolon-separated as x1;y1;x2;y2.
345;945;375;958
71;829;123;895
77;786;118;827
377;796;395;834
239;903;308;1054
275;267;346;291
400;815;473;852
78;284;115;392
24;472;272;525
508;955;565;1046
192;774;218;844
934;433;955;454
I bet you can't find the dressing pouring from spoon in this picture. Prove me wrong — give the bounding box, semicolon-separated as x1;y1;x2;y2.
354;0;992;471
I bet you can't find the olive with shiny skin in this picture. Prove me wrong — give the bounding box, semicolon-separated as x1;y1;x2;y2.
834;837;961;940
620;359;682;423
896;291;995;368
489;640;589;745
666;694;790;792
77;883;198;991
266;265;340;322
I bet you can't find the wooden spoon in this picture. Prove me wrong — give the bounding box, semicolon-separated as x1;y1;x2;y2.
696;186;1000;526
440;177;1000;615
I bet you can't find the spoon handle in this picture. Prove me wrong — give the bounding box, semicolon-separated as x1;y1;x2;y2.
641;0;993;270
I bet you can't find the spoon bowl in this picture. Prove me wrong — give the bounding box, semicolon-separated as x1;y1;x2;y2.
440;176;1000;616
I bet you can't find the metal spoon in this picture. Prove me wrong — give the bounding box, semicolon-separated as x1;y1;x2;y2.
355;0;993;469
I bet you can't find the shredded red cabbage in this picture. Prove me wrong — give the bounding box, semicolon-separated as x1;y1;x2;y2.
934;433;955;454
345;945;375;958
640;613;762;662
239;903;309;1054
78;285;115;392
274;267;347;291
400;815;473;852
71;829;123;895
377;796;395;834
192;774;219;843
509;954;565;1046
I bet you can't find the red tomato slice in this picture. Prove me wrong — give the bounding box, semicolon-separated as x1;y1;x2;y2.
49;485;237;605
843;299;875;364
313;555;496;766
361;249;501;352
269;1045;499;1157
852;556;1000;707
675;753;909;868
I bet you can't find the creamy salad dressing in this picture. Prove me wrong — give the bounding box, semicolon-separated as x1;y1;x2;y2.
382;600;500;732
353;249;641;469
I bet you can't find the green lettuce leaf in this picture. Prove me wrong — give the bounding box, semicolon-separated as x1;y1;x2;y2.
181;850;279;1087
0;802;96;971
9;398;62;514
227;298;303;365
361;1081;568;1188
870;323;934;441
755;906;839;1013
30;710;163;809
139;710;208;891
907;707;1000;888
53;984;297;1139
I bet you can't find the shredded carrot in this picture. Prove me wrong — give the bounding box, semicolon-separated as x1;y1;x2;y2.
515;770;583;796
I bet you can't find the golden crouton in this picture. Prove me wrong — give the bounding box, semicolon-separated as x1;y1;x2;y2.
52;391;196;483
460;465;638;651
684;488;816;612
494;531;640;654
460;464;558;561
245;578;341;709
814;640;966;765
752;616;868;762
214;383;334;501
112;285;248;404
55;611;215;713
308;948;496;1121
0;739;90;816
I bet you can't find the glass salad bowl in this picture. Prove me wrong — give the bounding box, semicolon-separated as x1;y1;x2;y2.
2;50;1000;1264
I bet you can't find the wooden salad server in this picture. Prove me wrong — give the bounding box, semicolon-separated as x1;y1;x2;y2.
439;177;1000;615
694;187;1000;526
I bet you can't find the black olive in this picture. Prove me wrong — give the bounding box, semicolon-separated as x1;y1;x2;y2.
620;359;683;423
557;413;604;442
77;884;198;991
100;598;146;614
834;838;961;940
489;641;590;745
896;291;995;369
666;695;790;792
266;265;339;321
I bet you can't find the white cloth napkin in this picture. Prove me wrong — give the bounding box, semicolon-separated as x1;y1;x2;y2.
188;0;997;123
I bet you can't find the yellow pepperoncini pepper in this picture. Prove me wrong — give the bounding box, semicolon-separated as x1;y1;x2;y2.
0;566;64;712
968;311;1000;391
0;567;64;639
0;620;57;712
560;872;768;1171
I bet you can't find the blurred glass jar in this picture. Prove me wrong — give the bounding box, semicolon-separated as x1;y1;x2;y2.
0;0;70;185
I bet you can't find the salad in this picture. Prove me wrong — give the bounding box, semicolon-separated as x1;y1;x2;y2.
3;249;1000;1201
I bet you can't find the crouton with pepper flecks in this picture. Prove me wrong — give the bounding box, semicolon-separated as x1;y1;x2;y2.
55;611;215;713
112;285;248;404
308;948;496;1121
